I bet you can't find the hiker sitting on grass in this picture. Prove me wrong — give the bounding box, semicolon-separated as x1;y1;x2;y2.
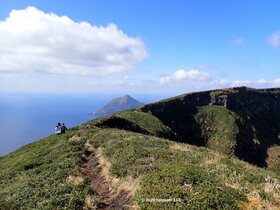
61;123;68;134
55;122;63;135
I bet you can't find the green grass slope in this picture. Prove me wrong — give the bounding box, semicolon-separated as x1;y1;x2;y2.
0;128;95;210
1;124;280;209
137;87;280;167
85;87;280;169
194;106;240;155
85;128;280;209
90;109;175;139
1;86;280;209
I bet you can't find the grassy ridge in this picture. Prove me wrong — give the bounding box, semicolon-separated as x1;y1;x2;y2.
1;87;280;209
90;106;241;156
85;128;280;209
195;106;240;155
1;125;280;209
0;128;94;210
88;102;280;169
90;109;175;139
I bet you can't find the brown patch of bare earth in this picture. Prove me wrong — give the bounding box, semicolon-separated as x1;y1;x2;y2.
81;143;138;209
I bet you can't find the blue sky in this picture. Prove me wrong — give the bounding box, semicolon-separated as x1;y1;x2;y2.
0;0;280;94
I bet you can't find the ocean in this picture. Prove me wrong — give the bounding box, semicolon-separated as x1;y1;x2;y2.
0;93;167;156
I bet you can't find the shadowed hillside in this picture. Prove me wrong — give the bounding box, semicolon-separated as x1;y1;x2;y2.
94;87;280;168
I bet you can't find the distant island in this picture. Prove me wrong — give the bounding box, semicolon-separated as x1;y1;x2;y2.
92;95;144;117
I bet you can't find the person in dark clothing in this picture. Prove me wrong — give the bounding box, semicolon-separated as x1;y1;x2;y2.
55;123;62;135
61;123;68;134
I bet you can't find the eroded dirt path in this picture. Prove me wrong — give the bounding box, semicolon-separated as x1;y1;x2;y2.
81;145;133;209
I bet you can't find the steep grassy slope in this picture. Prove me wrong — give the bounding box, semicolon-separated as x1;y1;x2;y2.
0;128;95;210
88;87;280;169
84;128;280;209
194;106;240;155
138;87;280;167
1;125;280;209
1;86;280;209
86;87;280;175
91;109;175;139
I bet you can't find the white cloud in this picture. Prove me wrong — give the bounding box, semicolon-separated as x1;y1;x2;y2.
230;80;251;87
157;68;280;93
160;69;210;84
267;31;280;47
0;7;147;76
229;37;243;46
215;78;280;88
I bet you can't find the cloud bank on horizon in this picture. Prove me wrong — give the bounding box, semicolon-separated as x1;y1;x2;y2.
0;6;279;93
159;69;280;89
